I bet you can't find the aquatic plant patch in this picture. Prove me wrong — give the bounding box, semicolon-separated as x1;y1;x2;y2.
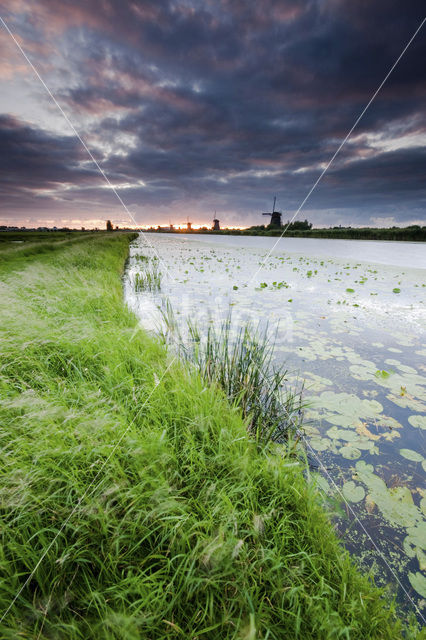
124;232;426;617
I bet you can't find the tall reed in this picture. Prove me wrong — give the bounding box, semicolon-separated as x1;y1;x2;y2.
134;260;161;292
179;317;303;444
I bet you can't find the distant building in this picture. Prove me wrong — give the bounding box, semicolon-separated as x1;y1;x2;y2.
187;221;192;231
213;218;220;231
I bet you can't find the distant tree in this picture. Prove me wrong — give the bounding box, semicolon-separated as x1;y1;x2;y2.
287;219;312;231
106;220;113;231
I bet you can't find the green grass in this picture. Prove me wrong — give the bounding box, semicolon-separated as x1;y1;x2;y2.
0;232;415;638
179;320;303;444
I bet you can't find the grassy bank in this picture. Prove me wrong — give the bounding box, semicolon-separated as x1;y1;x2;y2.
0;232;413;638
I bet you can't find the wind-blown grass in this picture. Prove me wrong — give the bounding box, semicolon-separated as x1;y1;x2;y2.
0;232;415;638
181;319;303;444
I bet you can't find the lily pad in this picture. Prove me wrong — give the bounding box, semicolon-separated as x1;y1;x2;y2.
399;449;424;462
405;521;426;549
408;571;426;598
340;446;361;460
312;391;383;428
355;461;421;528
375;369;394;380
342;481;365;503
309;437;330;452
416;547;426;572
408;415;426;430
355;460;373;474
326;427;359;442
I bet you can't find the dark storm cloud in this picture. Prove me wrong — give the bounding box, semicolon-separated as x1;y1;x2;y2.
0;114;128;224
318;146;426;207
1;0;425;225
0;115;102;205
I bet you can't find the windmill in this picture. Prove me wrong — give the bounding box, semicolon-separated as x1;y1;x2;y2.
186;216;192;231
212;210;220;231
262;196;282;228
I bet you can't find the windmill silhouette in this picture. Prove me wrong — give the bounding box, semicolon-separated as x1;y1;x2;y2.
262;196;282;228
212;210;220;231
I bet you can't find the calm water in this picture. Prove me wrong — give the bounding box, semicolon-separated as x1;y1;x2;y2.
124;233;426;620
169;234;426;269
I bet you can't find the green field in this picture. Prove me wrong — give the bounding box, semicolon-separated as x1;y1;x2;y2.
0;232;417;638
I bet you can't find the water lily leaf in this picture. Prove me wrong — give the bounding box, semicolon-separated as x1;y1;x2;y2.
309;437;330;452
406;521;426;548
356;461;374;474
397;364;418;374
388;393;426;413
342;481;365;503
416;547;426;572
355;462;421;528
389;486;414;505
399;449;424;462
350;364;374;381
375;369;394;379
313;392;383;428
340;446;361;460
408;415;426;430
326;427;358;442
408;571;426;598
403;536;416;558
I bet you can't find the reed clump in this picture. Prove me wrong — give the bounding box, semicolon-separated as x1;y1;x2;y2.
181;320;303;444
134;259;161;291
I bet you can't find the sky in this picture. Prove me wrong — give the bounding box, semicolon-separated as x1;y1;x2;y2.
0;0;425;229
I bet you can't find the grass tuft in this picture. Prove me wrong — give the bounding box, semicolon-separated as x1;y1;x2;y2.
134;258;161;292
181;318;303;444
